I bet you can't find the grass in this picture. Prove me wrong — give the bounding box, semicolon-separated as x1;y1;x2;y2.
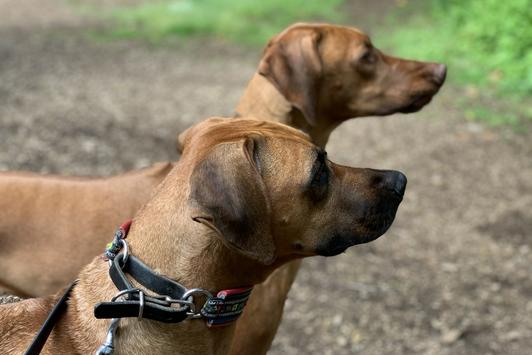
87;0;530;129
375;0;532;128
103;0;345;46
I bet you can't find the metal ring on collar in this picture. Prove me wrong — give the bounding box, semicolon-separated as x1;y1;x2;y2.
182;288;213;319
182;288;213;300
138;290;145;320
111;288;145;320
111;288;142;302
120;239;129;264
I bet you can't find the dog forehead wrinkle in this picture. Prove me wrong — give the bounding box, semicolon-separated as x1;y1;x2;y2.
196;118;312;145
344;25;365;36
276;23;319;39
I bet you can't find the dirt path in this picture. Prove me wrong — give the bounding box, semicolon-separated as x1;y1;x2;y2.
1;1;531;354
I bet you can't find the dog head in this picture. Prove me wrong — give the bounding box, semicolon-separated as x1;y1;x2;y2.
180;118;406;265
258;23;446;132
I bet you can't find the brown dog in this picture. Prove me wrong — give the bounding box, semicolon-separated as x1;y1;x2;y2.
0;23;445;353
233;23;446;353
0;118;407;354
236;23;446;147
0;163;173;296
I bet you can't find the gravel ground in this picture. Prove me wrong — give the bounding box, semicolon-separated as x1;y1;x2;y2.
1;1;531;354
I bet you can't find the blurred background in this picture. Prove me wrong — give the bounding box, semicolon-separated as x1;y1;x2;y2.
0;0;530;354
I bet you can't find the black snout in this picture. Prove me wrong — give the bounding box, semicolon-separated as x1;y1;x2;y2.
314;167;407;257
374;170;407;197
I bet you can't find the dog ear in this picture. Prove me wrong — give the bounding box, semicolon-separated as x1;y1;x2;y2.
258;28;323;126
189;136;275;265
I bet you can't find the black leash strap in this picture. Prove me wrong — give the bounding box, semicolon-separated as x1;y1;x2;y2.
24;280;77;355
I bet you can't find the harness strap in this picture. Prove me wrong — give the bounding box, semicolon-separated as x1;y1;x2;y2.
24;280;77;355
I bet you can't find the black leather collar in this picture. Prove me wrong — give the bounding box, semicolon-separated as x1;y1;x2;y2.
94;253;253;326
94;254;190;323
95;220;253;328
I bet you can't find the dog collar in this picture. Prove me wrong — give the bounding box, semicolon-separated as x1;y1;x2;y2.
94;254;253;326
95;221;253;326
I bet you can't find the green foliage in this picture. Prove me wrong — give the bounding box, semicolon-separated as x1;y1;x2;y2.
377;0;531;126
107;0;345;46
435;0;531;95
95;0;530;127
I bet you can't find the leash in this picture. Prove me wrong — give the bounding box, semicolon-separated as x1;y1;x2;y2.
24;280;77;355
94;220;253;354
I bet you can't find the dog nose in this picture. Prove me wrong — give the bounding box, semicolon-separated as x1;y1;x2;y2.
433;64;447;86
377;170;407;197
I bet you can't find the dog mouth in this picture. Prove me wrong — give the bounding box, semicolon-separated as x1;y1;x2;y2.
399;93;434;113
315;232;354;257
316;214;397;257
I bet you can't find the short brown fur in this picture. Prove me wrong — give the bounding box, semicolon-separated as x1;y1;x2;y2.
0;23;445;354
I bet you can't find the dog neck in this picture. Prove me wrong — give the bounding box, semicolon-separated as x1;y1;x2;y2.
65;164;276;353
235;73;291;122
235;73;340;148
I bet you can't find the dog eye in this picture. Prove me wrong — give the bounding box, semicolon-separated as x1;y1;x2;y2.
360;51;376;65
313;163;328;185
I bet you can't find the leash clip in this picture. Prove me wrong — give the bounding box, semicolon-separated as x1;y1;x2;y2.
96;318;120;355
95;288;145;354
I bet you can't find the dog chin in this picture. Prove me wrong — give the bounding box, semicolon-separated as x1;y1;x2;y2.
315;231;385;257
316;213;399;256
399;93;434;113
316;242;350;257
